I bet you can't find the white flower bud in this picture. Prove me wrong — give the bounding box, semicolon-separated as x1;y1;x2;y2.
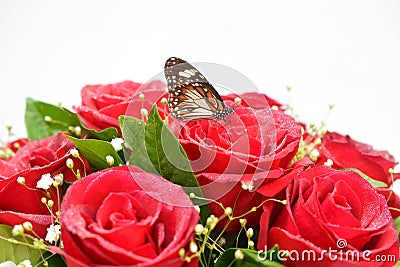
17;176;25;185
70;148;79;157
66;158;74;169
140;108;149;117
194;224;204;235
12;224;24;236
234;249;244;260
23;222;33;231
106;155;114;166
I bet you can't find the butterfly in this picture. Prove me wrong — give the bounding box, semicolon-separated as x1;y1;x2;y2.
164;57;234;122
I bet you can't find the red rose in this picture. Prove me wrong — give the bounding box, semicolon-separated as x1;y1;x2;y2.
258;166;399;266
223;92;286;111
0;133;89;237
75;80;166;132
377;188;400;218
57;166;199;267
317;132;397;186
6;138;29;153
171;102;302;231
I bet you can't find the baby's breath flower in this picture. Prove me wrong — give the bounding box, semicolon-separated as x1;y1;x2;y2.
36;174;54;190
12;224;24;236
17;176;25;185
234;249;244;260
45;224;61;244
241;181;254;191
54;174;64;185
111;138;124;151
324;158;333;167
224;207;233;216
178;248;185;258
47;200;54;208
106;155;114;166
66;158;74;169
22;222;33;231
246;228;254;239
140;108;149;117
248;240;255;248
70;148;79;157
194;224;204;235
189;240;198;253
310;149;320;158
17;260;32;267
74;126;82;136
194;205;200;213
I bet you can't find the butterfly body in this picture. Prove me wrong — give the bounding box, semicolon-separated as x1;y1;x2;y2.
164;57;234;122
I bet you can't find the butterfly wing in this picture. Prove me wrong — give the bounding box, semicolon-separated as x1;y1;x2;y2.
164;57;228;121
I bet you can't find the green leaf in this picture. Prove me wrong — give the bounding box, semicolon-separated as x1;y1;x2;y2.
119;115;157;173
35;251;66;267
25;98;119;141
0;224;42;264
145;105;199;187
343;168;388;188
64;109;119;141
120;107;210;220
66;136;124;171
215;247;285;267
25;98;76;140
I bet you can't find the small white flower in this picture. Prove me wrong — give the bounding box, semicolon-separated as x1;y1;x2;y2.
234;97;242;104
17;176;25;185
54;173;64;185
110;138;124;151
0;261;16;267
66;158;74;169
241;180;254;191
234;249;244;260
140;108;149;117
324;158;334;167
22;221;33;231
45;224;61;244
311;148;320;158
106;155;115;166
17;260;32;267
11;224;24;236
70;148;79;157
36;174;54;190
160;97;168;105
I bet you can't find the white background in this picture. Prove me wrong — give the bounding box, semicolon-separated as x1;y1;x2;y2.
0;1;399;170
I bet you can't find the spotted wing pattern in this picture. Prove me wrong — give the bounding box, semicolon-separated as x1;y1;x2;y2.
164;57;233;122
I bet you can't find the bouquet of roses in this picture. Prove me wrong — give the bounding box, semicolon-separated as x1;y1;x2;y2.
0;59;399;267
